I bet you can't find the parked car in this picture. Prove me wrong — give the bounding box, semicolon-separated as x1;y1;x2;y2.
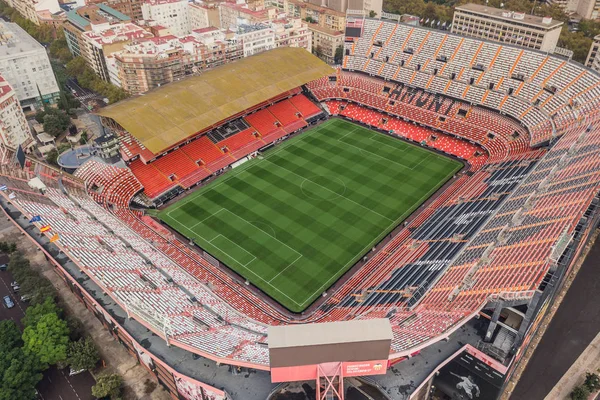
12;285;20;292
0;264;7;271
10;281;18;287
20;294;31;302
3;295;14;308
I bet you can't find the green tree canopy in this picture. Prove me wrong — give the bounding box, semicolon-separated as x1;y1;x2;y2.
585;372;600;392
0;321;42;400
92;373;123;399
67;337;100;372
335;45;344;64
22;312;70;367
0;351;43;400
22;297;61;327
571;385;590;400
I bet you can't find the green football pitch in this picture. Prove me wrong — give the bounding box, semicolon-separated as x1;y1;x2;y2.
158;119;462;312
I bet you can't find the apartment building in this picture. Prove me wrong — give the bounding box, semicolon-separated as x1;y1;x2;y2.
272;17;312;51
141;0;191;36
189;1;221;29
219;1;276;30
114;28;242;94
546;0;600;19
81;22;152;82
86;0;145;21
8;0;61;24
451;4;563;52
309;23;343;64
0;21;60;111
302;0;382;18
286;0;346;31
113;18;311;94
236;24;276;57
64;4;131;58
586;35;600;72
0;75;33;149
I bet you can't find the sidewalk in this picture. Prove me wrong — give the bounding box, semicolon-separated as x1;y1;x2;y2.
544;331;600;400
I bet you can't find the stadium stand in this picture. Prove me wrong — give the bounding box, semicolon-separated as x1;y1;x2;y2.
1;20;599;398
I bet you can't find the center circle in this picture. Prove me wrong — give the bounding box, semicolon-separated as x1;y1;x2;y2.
300;175;346;200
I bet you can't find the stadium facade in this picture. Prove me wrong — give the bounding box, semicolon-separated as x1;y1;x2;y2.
1;14;600;400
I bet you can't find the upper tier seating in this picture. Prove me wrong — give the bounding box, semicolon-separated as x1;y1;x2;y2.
341;18;600;146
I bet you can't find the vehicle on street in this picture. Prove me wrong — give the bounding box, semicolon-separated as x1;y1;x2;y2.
3;295;14;308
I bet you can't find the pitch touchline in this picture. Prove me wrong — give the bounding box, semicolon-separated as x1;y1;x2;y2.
264;159;394;223
171;211;306;307
267;254;303;283
296;167;457;307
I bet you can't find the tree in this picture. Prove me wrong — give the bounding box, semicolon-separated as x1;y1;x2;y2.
571;385;590;400
45;149;59;166
369;10;377;17
0;351;43;400
304;16;315;23
66;57;129;104
22;312;70;367
67;337;99;372
79;131;88;145
22;297;61;327
43;111;70;137
0;321;42;400
92;373;123;399
7;252;31;280
0;241;17;253
334;45;344;65
585;372;600;392
0;320;22;351
313;45;323;58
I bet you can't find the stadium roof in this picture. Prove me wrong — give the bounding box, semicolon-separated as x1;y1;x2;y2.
268;319;393;349
97;47;333;154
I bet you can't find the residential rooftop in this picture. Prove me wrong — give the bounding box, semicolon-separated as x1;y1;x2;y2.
66;3;130;30
0;21;46;58
307;22;344;35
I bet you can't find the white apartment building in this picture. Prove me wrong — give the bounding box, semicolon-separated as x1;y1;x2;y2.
451;4;563;53
0;21;60;111
188;2;220;29
236;24;276;57
586;35;600;72
546;0;600;20
9;0;61;24
141;0;191;37
0;75;34;149
80;22;152;82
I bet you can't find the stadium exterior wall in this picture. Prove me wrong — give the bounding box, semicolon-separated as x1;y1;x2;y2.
0;202;230;400
271;359;389;383
499;208;600;398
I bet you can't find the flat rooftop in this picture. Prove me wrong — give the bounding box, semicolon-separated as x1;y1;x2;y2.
455;3;564;29
0;21;45;58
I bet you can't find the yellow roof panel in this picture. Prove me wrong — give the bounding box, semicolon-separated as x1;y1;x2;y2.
97;47;333;154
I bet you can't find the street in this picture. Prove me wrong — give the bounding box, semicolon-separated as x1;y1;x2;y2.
66;78;104;107
0;268;95;400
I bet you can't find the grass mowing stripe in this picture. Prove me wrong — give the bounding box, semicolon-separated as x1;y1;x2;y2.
159;119;462;312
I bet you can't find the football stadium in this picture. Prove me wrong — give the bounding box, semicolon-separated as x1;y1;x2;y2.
2;12;600;400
